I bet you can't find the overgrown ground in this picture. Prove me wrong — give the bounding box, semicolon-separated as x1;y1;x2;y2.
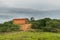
0;31;60;40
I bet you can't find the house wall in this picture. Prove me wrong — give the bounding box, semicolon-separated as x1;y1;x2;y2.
20;24;32;31
13;19;28;25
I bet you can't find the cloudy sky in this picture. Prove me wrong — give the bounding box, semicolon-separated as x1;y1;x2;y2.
0;0;60;10
0;0;60;23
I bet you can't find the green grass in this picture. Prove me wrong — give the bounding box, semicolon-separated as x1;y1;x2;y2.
39;32;60;40
0;31;60;40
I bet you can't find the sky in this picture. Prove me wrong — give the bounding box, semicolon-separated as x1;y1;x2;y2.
0;0;60;10
0;0;60;23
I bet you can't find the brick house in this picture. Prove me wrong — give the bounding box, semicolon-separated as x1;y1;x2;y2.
13;18;31;31
13;18;29;25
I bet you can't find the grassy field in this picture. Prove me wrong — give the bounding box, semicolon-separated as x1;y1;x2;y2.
0;31;60;40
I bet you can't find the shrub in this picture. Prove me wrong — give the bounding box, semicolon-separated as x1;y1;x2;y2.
0;21;20;32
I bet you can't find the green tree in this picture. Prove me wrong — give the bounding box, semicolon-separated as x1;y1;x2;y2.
0;21;20;32
30;17;35;22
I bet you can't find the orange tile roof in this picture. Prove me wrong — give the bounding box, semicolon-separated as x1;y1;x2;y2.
13;18;28;20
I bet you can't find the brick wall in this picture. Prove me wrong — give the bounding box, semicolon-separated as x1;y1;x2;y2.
13;18;28;25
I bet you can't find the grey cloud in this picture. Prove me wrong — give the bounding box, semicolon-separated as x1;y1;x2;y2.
0;7;60;23
0;15;13;19
0;0;60;10
0;0;60;23
0;8;41;13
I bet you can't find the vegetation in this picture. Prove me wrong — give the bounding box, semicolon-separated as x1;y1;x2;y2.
0;21;20;32
30;17;60;32
0;17;60;32
0;32;59;40
0;17;60;40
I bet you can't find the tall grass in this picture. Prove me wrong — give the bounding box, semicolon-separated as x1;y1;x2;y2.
0;31;60;40
0;31;39;40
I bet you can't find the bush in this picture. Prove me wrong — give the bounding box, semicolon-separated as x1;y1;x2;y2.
30;17;60;32
0;21;20;32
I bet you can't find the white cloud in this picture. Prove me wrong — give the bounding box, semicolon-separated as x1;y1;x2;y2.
0;0;60;10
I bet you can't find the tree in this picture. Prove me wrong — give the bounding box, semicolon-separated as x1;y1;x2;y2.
43;19;60;32
0;21;20;32
30;17;35;22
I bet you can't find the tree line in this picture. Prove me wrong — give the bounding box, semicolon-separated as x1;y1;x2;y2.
0;17;60;32
30;17;60;32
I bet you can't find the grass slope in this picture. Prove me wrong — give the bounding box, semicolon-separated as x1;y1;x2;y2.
0;32;60;40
